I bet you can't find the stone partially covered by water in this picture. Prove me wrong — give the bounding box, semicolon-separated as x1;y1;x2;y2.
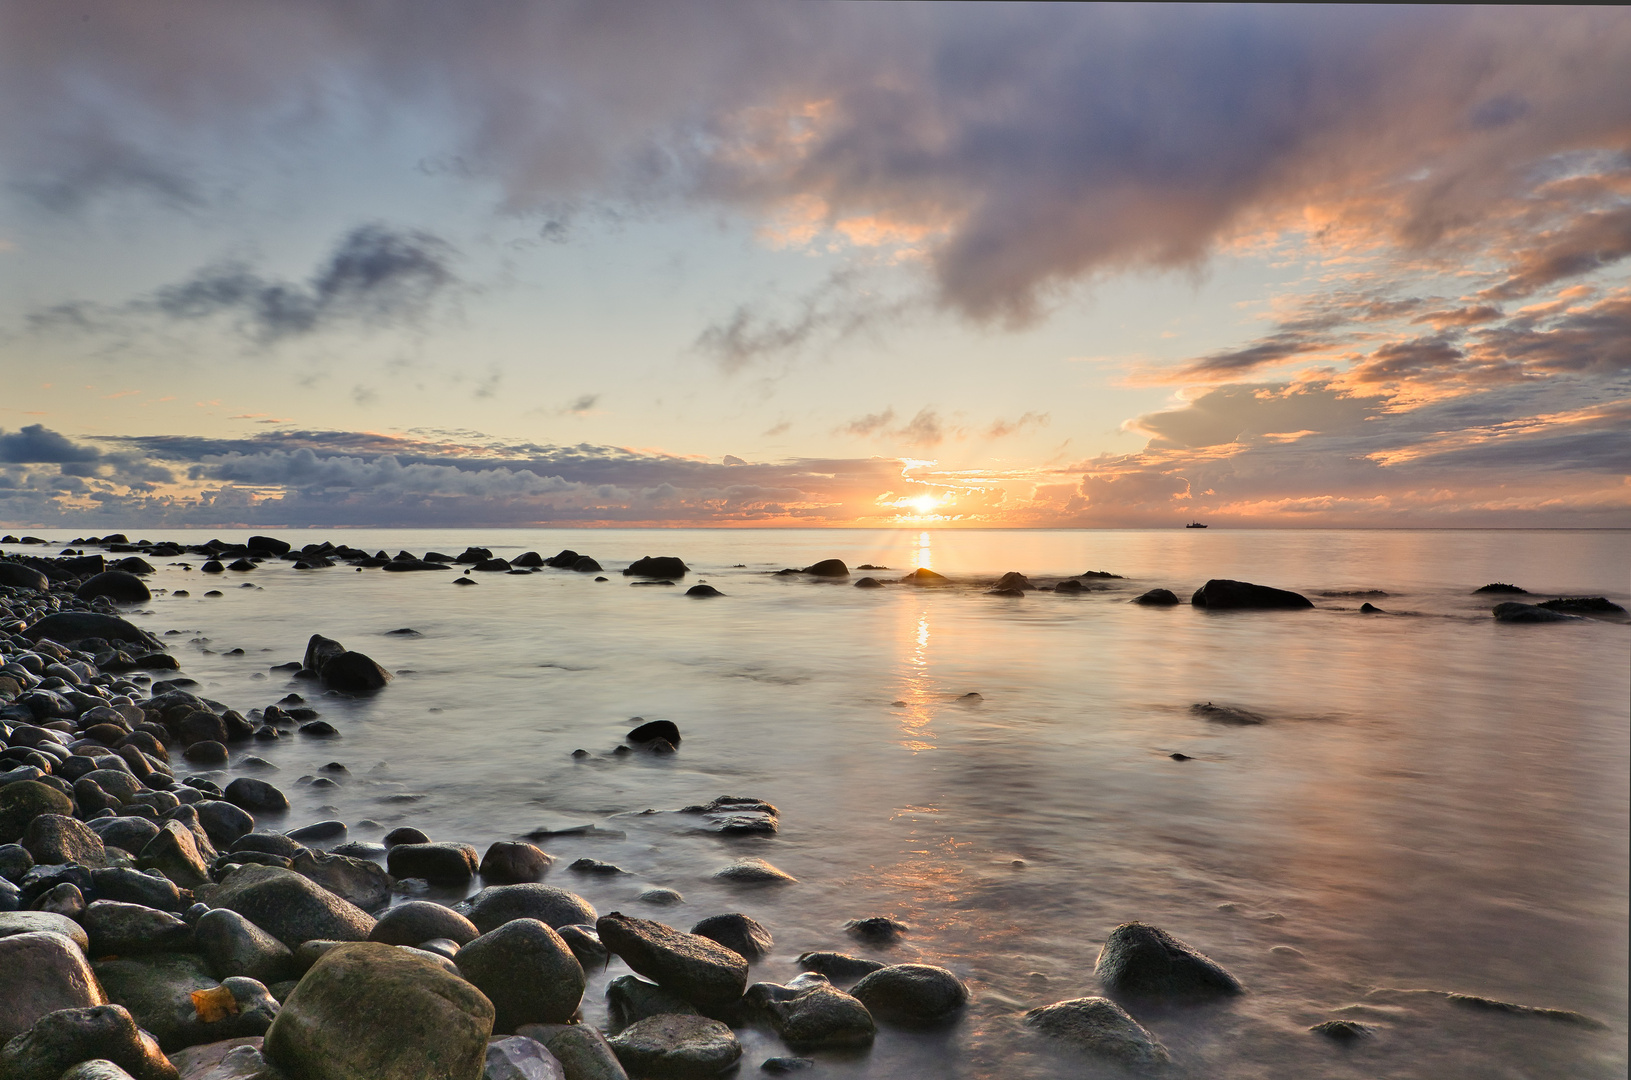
1094;922;1243;1001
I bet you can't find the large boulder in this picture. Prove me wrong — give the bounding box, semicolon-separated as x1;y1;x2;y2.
24;612;159;649
1093;922;1243;1001
849;964;969;1024
606;1015;740;1079
454;919;585;1031
263;942;494;1080
595;913;748;1008
199;865;375;948
0;781;73;845
1023;996;1170;1066
0;930;108;1042
456;885;597;935
1190;579;1313;610
0;1004;177;1080
76;572;153;605
302;635;346;673
622;557;688;579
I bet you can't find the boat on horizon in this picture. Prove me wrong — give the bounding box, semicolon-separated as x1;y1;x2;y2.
1185;521;1208;528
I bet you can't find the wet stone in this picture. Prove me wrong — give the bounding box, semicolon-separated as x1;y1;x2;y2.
1094;922;1243;1001
850;964;970;1025
478;841;554;884
369;900;481;947
455;918;587;1030
690;913;772;961
605;975;700;1034
607;1015;741;1079
456;884;598;935
596;912;749;1008
795;952;884;982
0;1004;178;1080
1025;996;1170;1066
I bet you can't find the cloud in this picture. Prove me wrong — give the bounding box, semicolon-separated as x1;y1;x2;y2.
1479;204;1631;301
693;270;912;373
0;424;101;463
561;394;600;415
142;224;457;343
986;412;1049;438
839;409;895;438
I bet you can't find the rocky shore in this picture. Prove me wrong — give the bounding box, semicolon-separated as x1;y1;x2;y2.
0;533;1618;1080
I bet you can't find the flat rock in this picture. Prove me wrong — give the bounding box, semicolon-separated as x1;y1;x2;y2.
455;919;586;1031
456;884;598;935
0;1004;178;1080
1023;996;1170;1066
0;930;108;1042
850;964;969;1024
1190;702;1267;726
1094;922;1243;1001
595;912;749;1008
199;864;375;949
263;942;494;1080
606;1015;741;1079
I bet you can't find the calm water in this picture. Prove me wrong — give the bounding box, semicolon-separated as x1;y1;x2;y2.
100;528;1629;1078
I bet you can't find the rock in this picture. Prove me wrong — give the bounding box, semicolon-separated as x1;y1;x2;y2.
194;803;255;851
263;942;494;1080
23;813;108;867
1132;588;1179;606
484;1035;565;1080
84;901;193;955
759;1057;814;1073
626;719;681;746
0;781;73;844
76;573;153;605
1310;1019;1374;1042
33;882;85;919
606;1015;740;1079
516;1025;627;1080
1094;922;1243;1001
569;859;624;876
456;919;585;1031
319;653;392;695
230;833;304;860
196;909;294;984
91;869;183;913
248;537;291;556
0;911;90;951
57;1062;139;1080
200;865;375;948
370;902;481;947
291;850;392;911
1538;596;1626;615
382;827;430;848
1023;996;1170;1066
853;578;883;589
604;976;700;1034
1052;579;1085;594
164;1037;273;1080
0;562;50;591
386;843;479;883
1492;602;1581;623
0;844;32;882
713;859;795;885
622;557;688;579
595;912;749;1008
1359;602;1383;613
219;780;286;816
478;842;554;885
992;572;1034;591
843;916;906;944
747;975;875;1049
795;953;883;982
201;561;224;574
1190;702;1267;726
689;914;771;961
139;821;213;889
0;930;108;1042
302;635;346;673
0;1004;178;1080
684;585;723;598
457;885;598;935
556;925;607;967
25;612;158;649
898;568;946;583
1474;583;1527;594
95;954;278;1052
801;560;848;577
1191;579;1313;610
183;742;229;766
849;965;969;1024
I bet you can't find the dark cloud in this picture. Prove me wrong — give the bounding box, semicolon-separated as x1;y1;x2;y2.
1133;385;1379;450
1180;332;1333;378
0;425;101;463
146;224;457;343
1480;205;1631;301
693;271;911;373
561;394;599;415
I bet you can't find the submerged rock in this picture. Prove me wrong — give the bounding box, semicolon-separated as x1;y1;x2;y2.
1492;602;1581;623
1024;996;1170;1066
623;557;689;579
850;964;969;1024
1190;702;1267;726
1191;579;1313;610
1094;922;1243;1001
714;858;795;885
1132;588;1179;606
605;975;700;1034
795;952;884;982
1474;583;1527;594
1538;596;1626;615
627;719;681;746
747;975;875;1050
606;1015;741;1079
801;559;849;578
898;568;947;584
853;577;884;589
992;572;1034;591
685;585;723;598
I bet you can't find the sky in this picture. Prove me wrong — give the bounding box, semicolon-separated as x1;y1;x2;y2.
0;2;1627;529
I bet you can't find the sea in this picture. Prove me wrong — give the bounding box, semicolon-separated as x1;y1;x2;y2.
82;527;1631;1078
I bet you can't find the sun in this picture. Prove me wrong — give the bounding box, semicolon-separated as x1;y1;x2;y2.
909;493;939;515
